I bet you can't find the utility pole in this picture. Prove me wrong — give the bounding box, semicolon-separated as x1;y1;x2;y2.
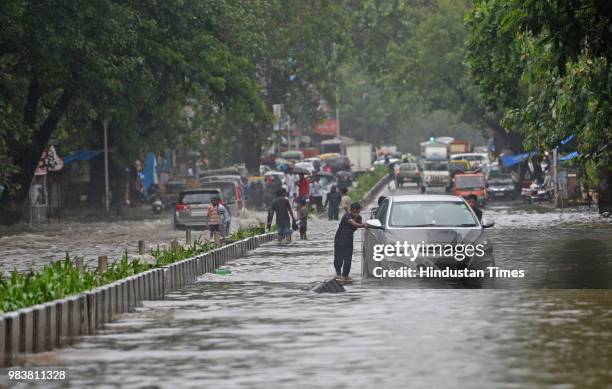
336;89;341;139
553;147;559;207
287;115;291;151
103;118;110;217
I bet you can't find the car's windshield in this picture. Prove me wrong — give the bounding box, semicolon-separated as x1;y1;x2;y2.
400;164;416;171
200;182;236;202
489;176;513;184
456;176;485;189
389;201;478;227
424;162;448;171
180;192;217;204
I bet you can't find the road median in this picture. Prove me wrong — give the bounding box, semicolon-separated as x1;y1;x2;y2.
0;227;275;367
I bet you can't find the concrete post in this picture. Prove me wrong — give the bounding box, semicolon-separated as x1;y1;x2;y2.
97;255;108;273
121;281;129;312
75;256;84;274
86;292;97;335
79;294;89;336
3;312;20;367
138;240;146;255
186;229;192;244
0;315;6;367
18;309;33;354
107;285;115;322
56;299;70;346
32;304;47;353
44;303;57;350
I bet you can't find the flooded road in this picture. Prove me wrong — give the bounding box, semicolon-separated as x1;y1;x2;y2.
0;211;266;273
2;185;612;388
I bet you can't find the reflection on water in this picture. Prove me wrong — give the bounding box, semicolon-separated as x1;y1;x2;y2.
1;213;611;388
1;186;611;387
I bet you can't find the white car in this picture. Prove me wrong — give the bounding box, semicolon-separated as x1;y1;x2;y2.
450;153;490;168
294;161;315;174
374;157;400;166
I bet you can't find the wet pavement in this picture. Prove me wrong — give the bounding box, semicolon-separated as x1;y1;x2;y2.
2;185;612;388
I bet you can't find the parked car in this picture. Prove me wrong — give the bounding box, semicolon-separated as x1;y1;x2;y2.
294;161;315;174
199;180;243;215
396;162;421;187
363;195;494;285
487;173;517;200
174;188;223;230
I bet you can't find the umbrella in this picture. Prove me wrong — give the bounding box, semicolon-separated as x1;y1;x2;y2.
288;166;311;175
335;170;352;178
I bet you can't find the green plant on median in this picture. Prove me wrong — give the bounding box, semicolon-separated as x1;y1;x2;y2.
347;165;387;205
0;226;265;314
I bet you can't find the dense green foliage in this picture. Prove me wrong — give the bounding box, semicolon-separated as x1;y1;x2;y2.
467;0;612;181
0;226;265;313
338;0;489;151
0;0;349;223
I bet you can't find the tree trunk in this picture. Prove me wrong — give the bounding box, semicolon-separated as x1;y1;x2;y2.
244;126;263;175
598;168;612;215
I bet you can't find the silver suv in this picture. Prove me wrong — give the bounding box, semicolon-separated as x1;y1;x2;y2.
174;189;222;230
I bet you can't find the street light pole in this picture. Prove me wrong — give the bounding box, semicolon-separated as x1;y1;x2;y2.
103;118;110;217
553;147;559;207
287;115;291;151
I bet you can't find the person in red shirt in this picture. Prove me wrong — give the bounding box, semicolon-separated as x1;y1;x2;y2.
298;173;310;202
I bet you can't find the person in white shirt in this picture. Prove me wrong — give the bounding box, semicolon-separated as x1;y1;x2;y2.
217;201;231;237
309;176;323;213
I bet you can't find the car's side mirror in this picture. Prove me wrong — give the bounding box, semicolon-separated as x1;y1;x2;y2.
366;219;384;229
481;218;495;228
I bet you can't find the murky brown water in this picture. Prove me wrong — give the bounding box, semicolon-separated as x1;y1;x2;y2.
1;185;612;388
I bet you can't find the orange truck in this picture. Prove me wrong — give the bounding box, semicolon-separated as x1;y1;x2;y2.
452;172;487;206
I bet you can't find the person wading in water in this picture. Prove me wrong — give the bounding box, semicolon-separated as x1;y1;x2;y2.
267;189;296;243
334;202;367;281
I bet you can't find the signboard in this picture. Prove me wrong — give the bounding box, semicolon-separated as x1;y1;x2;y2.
313;119;338;136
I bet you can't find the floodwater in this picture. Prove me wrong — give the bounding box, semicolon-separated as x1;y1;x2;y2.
0;211;267;273
2;185;612;388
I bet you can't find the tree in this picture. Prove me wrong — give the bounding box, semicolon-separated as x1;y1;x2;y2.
467;0;612;212
0;0;269;224
342;0;499;150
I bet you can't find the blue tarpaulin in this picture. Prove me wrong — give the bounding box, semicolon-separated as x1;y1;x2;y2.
560;134;576;145
559;151;579;161
63;150;101;164
500;151;537;167
142;153;158;191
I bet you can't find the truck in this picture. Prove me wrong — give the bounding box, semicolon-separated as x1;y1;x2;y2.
449;140;471;155
420;160;451;194
424;145;448;161
345;142;373;172
377;144;398;156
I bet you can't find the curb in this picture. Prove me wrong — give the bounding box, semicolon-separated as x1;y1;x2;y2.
0;232;276;367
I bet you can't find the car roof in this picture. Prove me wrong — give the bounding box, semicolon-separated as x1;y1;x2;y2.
200;180;238;186
180;188;221;194
389;194;465;202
